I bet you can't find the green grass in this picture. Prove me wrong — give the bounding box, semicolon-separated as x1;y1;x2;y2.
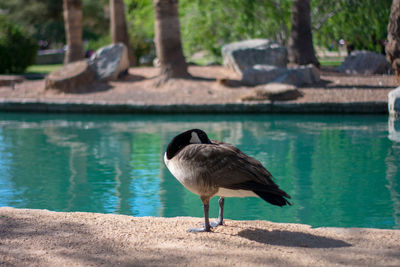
318;56;344;67
22;64;63;80
319;60;343;67
26;64;63;74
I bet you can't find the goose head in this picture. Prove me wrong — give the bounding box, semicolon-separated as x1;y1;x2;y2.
166;129;212;160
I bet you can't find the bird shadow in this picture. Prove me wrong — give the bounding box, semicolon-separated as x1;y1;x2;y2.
238;228;351;248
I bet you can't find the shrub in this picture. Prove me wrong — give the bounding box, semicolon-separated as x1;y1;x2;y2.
0;16;38;74
85;35;111;54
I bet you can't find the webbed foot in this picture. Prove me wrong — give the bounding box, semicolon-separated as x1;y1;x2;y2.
210;221;223;228
187;227;212;233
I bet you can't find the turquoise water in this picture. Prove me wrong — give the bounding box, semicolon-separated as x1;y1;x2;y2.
0;113;399;229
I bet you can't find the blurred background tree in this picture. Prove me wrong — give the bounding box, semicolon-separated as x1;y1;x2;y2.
288;0;320;66
313;0;392;54
0;0;393;66
153;0;189;84
110;0;137;66
63;0;84;63
0;16;38;73
126;0;391;64
0;0;108;50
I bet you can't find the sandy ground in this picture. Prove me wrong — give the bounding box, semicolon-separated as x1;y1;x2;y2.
1;67;399;266
0;66;397;105
1;207;399;266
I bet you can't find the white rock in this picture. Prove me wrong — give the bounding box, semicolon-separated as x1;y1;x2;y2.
89;43;129;81
389;87;400;118
222;39;287;74
388;116;400;143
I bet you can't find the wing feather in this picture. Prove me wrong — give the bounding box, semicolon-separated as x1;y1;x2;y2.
176;141;277;188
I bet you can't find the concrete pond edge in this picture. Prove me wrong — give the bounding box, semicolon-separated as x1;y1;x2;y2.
0;99;389;114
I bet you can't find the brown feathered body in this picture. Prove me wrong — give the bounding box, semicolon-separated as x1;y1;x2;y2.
164;130;291;207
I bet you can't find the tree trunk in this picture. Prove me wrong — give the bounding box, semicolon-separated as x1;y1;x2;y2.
110;0;137;67
386;0;400;78
153;0;190;84
288;0;320;67
63;0;84;64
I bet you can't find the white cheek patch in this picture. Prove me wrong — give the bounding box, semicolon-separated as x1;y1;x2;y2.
190;132;202;144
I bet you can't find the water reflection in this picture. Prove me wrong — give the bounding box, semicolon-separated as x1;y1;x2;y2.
388;116;400;143
387;116;400;227
0;113;399;229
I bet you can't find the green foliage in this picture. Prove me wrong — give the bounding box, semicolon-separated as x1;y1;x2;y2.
0;0;64;47
0;0;109;48
123;0;392;62
124;0;292;62
0;0;394;64
82;0;110;40
85;35;111;52
125;0;155;62
0;16;38;74
312;0;392;53
180;0;292;60
26;64;63;75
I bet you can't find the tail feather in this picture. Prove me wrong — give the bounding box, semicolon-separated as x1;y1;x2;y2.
223;180;292;206
253;190;292;207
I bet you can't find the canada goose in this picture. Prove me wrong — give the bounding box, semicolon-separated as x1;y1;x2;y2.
164;129;291;232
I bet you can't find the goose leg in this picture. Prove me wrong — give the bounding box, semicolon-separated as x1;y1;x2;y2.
188;197;211;232
209;197;225;227
217;197;224;225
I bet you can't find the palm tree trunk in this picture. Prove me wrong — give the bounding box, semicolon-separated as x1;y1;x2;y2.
153;0;190;85
110;0;137;66
63;0;84;64
288;0;319;67
386;0;400;79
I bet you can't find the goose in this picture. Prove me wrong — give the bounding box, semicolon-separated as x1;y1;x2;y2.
164;129;291;232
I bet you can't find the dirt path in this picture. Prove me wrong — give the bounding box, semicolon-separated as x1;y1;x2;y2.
1;207;399;266
0;66;397;106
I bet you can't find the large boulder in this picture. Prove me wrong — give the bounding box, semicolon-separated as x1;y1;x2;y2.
241;64;320;86
89;43;129;81
288;64;320;84
389;87;400;118
45;60;96;92
337;50;392;74
241;65;288;86
222;39;287;74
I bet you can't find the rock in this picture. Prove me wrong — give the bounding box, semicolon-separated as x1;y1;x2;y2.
241;65;288;86
337;50;392;74
222;39;287;74
272;70;304;86
242;83;302;101
241;64;320;86
89;43;129;81
288;64;320;84
45;60;96;93
388;116;400;143
389;87;400;118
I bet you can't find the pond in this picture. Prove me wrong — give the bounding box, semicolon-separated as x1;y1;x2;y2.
0;113;399;229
